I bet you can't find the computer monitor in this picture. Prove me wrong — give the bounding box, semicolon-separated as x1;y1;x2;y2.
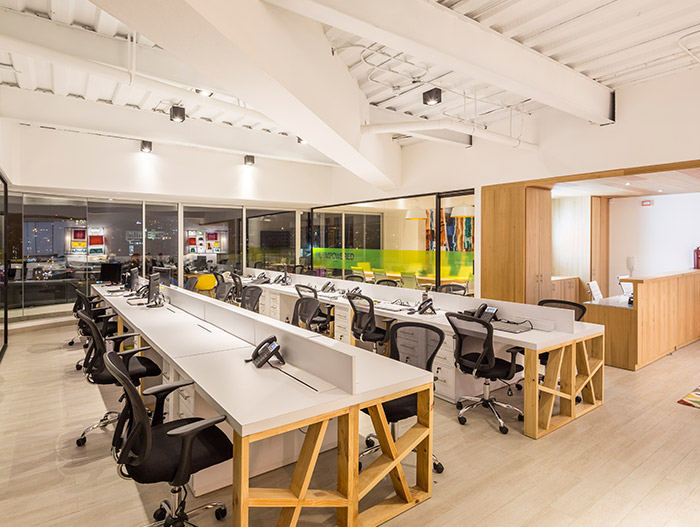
99;263;122;284
194;256;207;271
129;267;139;292
148;273;159;304
152;266;171;287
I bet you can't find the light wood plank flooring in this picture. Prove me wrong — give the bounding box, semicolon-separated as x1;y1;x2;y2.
1;327;700;526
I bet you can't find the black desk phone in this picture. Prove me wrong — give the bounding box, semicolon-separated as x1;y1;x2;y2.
464;303;499;323
409;297;436;315
251;272;270;285
246;336;285;368
321;281;335;293
273;274;285;285
346;286;361;296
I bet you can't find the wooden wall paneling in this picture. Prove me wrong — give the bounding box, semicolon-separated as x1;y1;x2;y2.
590;197;610;298
525;187;552;304
584;303;637;370
481;185;526;302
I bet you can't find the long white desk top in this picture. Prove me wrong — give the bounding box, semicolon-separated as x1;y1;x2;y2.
94;285;433;437
256;283;604;350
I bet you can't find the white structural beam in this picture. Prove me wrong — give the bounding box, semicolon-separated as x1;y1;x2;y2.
91;0;401;190
264;0;615;125
0;86;336;166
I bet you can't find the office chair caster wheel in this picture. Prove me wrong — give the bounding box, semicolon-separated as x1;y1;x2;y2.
518;414;524;422
76;437;86;447
456;401;463;410
75;363;82;371
507;388;513;396
433;462;444;474
515;384;523;391
575;395;582;404
458;416;467;425
215;506;227;520
365;437;375;448
68;340;75;346
153;506;167;521
499;426;509;435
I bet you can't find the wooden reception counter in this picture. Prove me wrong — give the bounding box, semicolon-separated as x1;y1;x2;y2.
584;270;700;370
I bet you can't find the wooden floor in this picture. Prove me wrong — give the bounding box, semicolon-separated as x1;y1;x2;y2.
1;327;700;526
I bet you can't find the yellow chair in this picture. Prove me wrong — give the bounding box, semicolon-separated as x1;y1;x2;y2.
194;274;217;296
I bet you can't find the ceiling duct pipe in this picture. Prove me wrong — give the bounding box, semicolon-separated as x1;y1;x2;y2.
362;118;537;151
0;34;276;127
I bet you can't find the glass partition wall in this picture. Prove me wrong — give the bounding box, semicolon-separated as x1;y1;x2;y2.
310;188;475;290
246;210;297;271
184;206;243;275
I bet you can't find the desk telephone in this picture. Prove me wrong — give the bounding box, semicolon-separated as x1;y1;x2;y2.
125;285;147;298
408;298;436;315
251;272;270;285
346;286;361;296
321;281;335;293
246;336;285;368
463;303;499;323
272;273;290;285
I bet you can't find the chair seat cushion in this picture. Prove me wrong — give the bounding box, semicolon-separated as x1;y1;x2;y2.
352;328;386;343
91;356;160;385
457;353;523;380
126;418;233;485
361;393;418;423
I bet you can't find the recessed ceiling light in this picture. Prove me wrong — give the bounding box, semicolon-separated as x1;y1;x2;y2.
140;140;152;153
625;182;631;186
169;105;186;122
244;155;255;166
422;87;442;106
194;88;213;97
657;189;663;192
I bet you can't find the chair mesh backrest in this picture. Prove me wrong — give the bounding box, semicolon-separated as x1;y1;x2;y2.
292;297;321;327
293;265;304;274
445;312;495;374
75;288;96;318
254;261;264;269
538;299;587;321
213;272;225;286
376;279;398;287
241;286;262;311
303;269;317;276
347;293;376;336
231;274;243;297
390;322;445;372
104;351;151;468
401;275;419;289
437;283;467;295
345;274;364;283
215;282;234;302
77;310;107;377
184;276;198;291
295;284;318;299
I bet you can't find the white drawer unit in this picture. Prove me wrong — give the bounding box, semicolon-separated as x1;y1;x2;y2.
333;305;351;343
258;289;269;316
268;291;281;320
433;357;456;402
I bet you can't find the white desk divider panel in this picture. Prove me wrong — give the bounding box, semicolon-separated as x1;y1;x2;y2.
165;286;356;394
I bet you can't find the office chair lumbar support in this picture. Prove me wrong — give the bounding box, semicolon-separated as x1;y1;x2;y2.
455;378;524;434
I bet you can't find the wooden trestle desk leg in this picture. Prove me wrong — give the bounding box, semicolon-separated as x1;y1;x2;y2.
117;315;124;336
232;431;250;527
338;406;359;527
523;348;539;439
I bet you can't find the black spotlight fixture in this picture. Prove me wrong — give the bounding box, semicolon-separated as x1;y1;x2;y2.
422;87;442;106
140;140;152;153
244;155;255;166
169;105;186;122
297;136;307;144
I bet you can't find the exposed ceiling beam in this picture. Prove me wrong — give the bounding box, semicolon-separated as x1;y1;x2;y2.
0;86;336;166
264;0;615;125
91;0;402;190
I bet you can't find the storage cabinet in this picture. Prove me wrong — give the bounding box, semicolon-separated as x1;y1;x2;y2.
550;277;580;302
333;305;351;343
525;187;552;305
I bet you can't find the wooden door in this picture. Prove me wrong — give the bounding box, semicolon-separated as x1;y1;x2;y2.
525;188;552;304
590;197;610;298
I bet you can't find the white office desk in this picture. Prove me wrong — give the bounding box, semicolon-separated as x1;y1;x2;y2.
94;285;434;527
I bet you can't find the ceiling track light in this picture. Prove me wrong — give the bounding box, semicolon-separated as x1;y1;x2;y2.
140;140;152;153
194;88;213;97
244;155;255;166
169;105;186;122
297;137;307;144
422;87;442;106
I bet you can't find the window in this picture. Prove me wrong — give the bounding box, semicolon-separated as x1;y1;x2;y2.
246;210;296;271
184;206;242;275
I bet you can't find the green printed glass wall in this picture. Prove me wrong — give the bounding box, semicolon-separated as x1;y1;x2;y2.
313;248;438;276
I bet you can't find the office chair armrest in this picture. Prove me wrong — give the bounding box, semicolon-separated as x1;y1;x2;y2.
505;346;523;355
143;380;194;426
95;313;118;321
504;346;523;379
91;307;108;317
106;332;141;351
167;415;227;487
117;346;151;363
381;319;396;344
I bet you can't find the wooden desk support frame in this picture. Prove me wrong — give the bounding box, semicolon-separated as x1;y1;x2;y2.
523;332;604;439
233;383;433;527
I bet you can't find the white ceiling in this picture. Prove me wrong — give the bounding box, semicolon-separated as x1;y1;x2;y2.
552;169;700;198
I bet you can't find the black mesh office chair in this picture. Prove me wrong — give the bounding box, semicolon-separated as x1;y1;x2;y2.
68;283;99;349
254;261;264;269
184;276;199;291
514;299;587;392
303;269;317;276
437;283;467;295
240;285;262;312
359;321;445;474
214;282;234;303
231;274;243;303
76;311;160;446
376;279;398;287
292;297;322;330
347;293;392;353
73;288;122;371
293;264;304;274
212;272;225;287
345;274;364;283
446;312;524;434
104;351;231;526
294;285;332;332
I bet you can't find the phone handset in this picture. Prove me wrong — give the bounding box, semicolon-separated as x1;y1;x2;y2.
246;335;285;368
137;285;148;298
321;281;335;293
474;303;498;323
273;274;283;284
416;297;436;315
347;286;361;295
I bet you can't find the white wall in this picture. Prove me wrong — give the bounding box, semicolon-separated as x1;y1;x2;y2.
552;197;591;279
609;193;700;289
